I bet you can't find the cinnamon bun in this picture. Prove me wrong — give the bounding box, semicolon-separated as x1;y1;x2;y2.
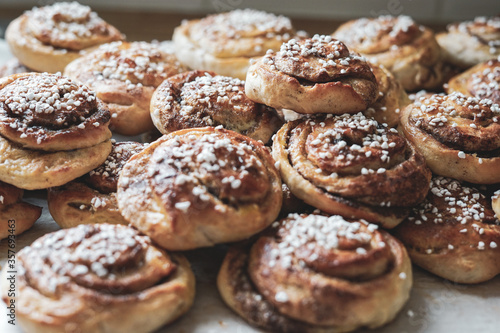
173;9;304;79
446;57;500;104
332;15;445;91
272;113;431;228
5;2;124;73
437;16;500;69
400;91;500;184
246;35;378;115
0;223;195;333
218;213;412;333
65;41;187;136
393;177;500;284
117;127;282;250
0;181;42;240
48;141;145;228
150;70;282;143
0;73;112;190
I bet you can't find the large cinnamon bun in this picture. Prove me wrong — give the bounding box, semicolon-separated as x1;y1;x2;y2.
437;16;500;69
48;141;145;228
150;70;282;143
332;15;445;91
246;35;378;115
272;113;431;228
173;9;304;79
0;223;195;333
5;2;124;73
400;91;500;184
65;41;187;135
218;213;412;333
393;177;500;284
0;73;112;190
117;127;282;250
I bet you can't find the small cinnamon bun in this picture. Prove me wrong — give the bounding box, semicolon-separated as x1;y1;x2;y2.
246;35;378;115
218;213;412;333
150;70;282;143
393;177;500;284
173;9;304;79
0;223;195;333
48;141;145;228
333;15;445;91
272;113;431;228
400;91;500;184
65;41;187;135
437;16;500;69
5;2;124;73
0;73;112;190
117;127;282;250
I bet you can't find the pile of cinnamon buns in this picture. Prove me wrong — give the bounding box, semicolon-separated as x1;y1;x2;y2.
0;2;498;332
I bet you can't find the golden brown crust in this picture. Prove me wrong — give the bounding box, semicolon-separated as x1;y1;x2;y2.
5;2;124;73
333;15;445;91
218;214;412;333
151;70;282;143
47;141;145;228
393;177;500;284
437;16;500;69
246;35;378;114
173;9;301;79
117;127;282;250
272;113;431;228
0;223;195;333
65;41;187;136
0;73;112;151
446;57;500;104
0;181;42;239
400;92;500;184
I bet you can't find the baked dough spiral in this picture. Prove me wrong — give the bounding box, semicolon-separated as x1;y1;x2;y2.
400;91;500;184
117;127;282;250
437;16;500;69
0;223;195;333
0;181;42;240
0;73;112;189
246;35;378;114
393;177;500;284
218;213;412;333
272;113;431;228
5;1;124;73
48;141;145;228
446;57;500;104
173;9;303;79
332;15;445;91
65;41;187;135
150;70;282;143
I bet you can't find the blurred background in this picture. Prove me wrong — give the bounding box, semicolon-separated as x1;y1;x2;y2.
0;0;498;41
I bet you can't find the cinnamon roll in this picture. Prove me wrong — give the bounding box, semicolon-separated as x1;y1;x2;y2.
117;127;282;250
48;141;145;228
272;113;431;228
150;70;282;143
218;213;412;333
246;35;378;115
332;15;445;91
65;41;187;136
0;223;195;333
173;9;304;80
393;177;500;284
0;58;34;78
0;181;42;240
437;16;500;69
0;73;112;190
5;2;124;73
446;57;500;104
400;91;500;184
